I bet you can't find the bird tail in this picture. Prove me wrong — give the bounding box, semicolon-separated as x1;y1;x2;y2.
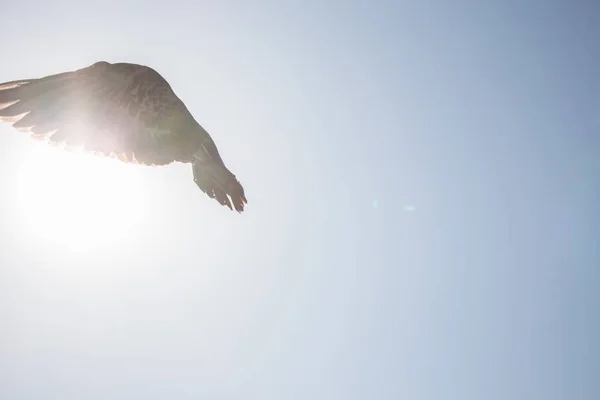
192;161;247;213
0;70;79;125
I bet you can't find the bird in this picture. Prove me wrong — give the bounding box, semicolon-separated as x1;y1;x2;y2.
0;61;247;212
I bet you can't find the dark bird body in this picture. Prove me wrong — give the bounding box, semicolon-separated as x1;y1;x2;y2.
0;61;247;212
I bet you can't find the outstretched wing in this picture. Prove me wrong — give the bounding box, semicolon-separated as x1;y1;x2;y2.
0;61;202;165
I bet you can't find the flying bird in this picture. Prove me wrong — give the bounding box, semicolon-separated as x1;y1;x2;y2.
0;61;247;212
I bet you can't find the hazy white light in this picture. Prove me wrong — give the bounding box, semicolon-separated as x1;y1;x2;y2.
13;144;150;252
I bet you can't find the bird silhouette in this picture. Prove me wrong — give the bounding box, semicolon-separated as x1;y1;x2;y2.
0;61;247;212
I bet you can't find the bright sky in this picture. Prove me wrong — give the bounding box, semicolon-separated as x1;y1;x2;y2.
0;1;598;399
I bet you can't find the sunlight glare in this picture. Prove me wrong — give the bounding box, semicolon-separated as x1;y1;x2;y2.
14;144;151;252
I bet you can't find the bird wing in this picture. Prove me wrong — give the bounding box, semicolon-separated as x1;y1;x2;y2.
0;61;201;166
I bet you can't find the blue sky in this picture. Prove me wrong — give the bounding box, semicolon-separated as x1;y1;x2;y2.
0;1;598;399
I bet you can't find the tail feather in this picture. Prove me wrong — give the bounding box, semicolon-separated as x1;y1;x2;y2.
0;81;25;90
0;70;81;118
192;162;247;213
0;72;71;101
0;71;96;140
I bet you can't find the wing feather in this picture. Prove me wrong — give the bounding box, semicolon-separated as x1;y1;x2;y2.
0;61;202;166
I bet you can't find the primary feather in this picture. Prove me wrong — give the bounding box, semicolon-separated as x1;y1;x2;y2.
0;61;247;212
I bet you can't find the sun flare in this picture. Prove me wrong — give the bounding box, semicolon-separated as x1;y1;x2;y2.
13;143;151;252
